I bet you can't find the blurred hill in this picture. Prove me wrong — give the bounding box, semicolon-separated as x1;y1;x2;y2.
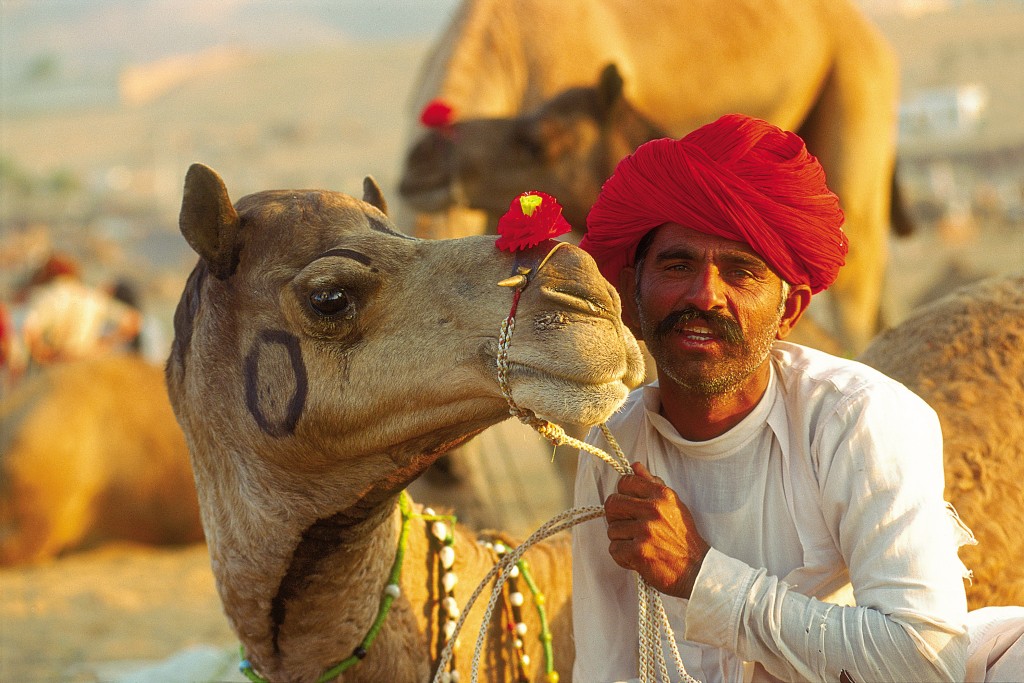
1;0;458;78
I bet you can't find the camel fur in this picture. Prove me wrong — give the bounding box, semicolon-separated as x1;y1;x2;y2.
858;273;1024;610
165;164;646;682
0;355;203;565
399;0;903;355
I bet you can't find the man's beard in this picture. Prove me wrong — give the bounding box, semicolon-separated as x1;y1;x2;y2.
642;306;781;396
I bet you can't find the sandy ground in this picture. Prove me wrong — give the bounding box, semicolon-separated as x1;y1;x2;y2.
0;544;236;682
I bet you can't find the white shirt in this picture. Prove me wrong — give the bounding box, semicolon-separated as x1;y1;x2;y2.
572;342;973;683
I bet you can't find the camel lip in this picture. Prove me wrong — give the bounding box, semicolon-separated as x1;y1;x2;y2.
503;361;632;391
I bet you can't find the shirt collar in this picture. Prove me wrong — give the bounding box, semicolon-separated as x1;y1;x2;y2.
641;361;778;457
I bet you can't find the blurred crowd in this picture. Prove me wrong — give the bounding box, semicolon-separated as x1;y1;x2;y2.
0;252;159;394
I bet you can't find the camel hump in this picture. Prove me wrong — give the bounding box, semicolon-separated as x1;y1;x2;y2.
179;163;243;280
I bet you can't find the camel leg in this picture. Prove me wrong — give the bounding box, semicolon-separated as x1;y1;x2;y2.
796;15;900;355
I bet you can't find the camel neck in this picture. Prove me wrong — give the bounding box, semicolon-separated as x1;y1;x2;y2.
241;492;419;683
218;495;403;682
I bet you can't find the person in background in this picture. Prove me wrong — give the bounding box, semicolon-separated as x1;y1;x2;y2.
17;253;142;367
572;113;974;682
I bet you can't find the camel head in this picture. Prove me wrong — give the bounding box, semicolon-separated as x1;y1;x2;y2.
399;64;666;234
165;163;644;626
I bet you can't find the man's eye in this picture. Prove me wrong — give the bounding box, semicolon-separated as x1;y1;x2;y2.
309;288;352;317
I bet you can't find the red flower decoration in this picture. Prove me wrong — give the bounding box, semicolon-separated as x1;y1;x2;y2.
420;99;454;128
495;191;572;252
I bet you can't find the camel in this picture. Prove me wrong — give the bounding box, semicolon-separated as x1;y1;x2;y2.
858;272;1024;610
402;64;665;241
0;354;203;565
398;0;903;356
165;164;646;682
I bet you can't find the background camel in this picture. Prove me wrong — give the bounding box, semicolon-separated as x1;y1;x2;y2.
166;163;645;682
858;272;1024;610
399;0;902;357
0;354;203;565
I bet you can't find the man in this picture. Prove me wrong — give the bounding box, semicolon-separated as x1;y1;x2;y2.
18;254;142;366
572;114;973;682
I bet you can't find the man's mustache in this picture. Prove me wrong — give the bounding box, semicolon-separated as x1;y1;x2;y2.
654;307;743;344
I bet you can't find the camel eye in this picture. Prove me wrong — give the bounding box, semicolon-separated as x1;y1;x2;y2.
309;288;353;318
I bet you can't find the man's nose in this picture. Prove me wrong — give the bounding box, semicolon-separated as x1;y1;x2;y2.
683;265;728;311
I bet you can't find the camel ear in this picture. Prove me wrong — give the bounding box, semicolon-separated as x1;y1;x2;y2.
596;63;625;116
362;176;389;216
179;163;243;280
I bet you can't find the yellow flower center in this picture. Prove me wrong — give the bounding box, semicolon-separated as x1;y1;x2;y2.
519;194;543;216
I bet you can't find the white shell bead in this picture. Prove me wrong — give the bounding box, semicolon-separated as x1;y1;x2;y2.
521;654;531;667
442;571;458;592
509;565;520;578
444;620;457;640
450;671;461;683
510;591;524;607
440;545;456;569
442;596;460;618
384;583;401;598
516;622;528;636
432;521;449;541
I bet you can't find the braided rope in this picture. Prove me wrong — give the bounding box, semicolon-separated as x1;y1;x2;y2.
478;260;699;683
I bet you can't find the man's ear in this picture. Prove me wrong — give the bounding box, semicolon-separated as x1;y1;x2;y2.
776;283;812;340
618;266;644;340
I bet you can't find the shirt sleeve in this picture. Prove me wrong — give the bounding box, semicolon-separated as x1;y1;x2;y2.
684;381;970;682
572;429;643;682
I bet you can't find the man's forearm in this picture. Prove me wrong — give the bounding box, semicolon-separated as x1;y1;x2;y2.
684;549;967;682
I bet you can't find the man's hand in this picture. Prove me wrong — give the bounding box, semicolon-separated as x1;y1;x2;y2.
604;461;710;599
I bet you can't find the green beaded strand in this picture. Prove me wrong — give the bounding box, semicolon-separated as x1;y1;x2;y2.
518;558;558;683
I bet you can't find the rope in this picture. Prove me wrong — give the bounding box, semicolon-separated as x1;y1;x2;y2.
436;251;701;683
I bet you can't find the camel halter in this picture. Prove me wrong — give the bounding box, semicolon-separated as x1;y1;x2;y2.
429;243;700;683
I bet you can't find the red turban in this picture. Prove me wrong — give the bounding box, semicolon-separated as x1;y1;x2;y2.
580;114;847;294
